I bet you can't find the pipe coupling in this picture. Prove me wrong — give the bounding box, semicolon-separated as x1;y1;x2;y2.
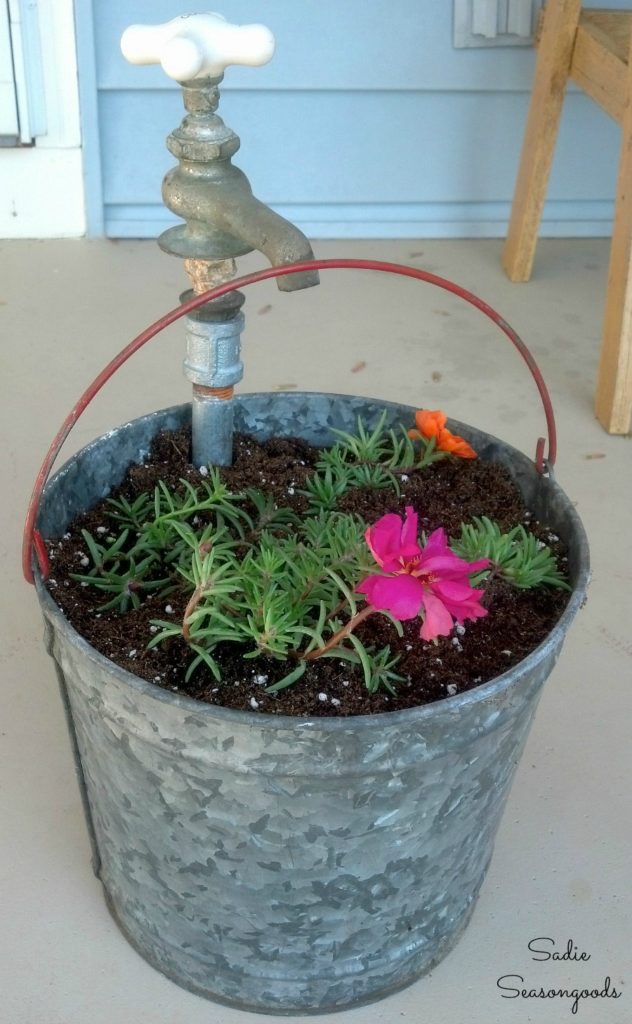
183;311;244;387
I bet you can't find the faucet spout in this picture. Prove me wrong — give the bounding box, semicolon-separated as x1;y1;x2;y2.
219;194;319;292
158;77;319;292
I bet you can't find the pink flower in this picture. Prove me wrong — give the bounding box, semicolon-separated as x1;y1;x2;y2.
357;506;489;641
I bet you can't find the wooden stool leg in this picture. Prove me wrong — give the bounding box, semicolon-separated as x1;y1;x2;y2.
502;0;582;282
595;64;632;433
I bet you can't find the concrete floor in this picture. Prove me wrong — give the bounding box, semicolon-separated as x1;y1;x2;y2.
1;239;630;1023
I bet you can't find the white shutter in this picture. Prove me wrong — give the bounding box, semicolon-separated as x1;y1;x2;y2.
0;0;19;140
454;0;540;48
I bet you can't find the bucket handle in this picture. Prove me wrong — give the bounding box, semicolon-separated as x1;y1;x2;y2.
23;257;556;584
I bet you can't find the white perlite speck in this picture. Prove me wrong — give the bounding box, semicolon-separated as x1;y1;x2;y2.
249;697;260;710
96;526;107;534
165;605;174;614
446;683;458;696
254;674;268;685
80;556;89;567
318;692;328;702
331;698;341;707
455;623;466;636
401;474;409;483
502;649;512;656
451;637;463;651
149;625;158;633
198;465;208;476
128;649;137;658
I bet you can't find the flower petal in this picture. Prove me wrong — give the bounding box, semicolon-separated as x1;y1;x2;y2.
433;581;488;624
419;592;454;641
421;554;472;576
359;573;424;620
365;510;422;571
400;506;419;550
415;409;447;439
420;530;488;577
356;575;383;604
364;514;407;569
420;527;450;558
443;435;477;459
433;580;481;603
466;557;490;573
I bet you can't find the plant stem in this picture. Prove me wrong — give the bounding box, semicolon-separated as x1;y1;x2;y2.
182;587;202;642
302;604;375;661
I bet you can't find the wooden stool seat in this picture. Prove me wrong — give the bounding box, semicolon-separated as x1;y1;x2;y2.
504;2;632;434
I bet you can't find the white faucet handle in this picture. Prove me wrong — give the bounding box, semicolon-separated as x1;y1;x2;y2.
121;12;275;81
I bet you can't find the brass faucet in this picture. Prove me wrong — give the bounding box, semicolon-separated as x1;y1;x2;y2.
159;76;319;292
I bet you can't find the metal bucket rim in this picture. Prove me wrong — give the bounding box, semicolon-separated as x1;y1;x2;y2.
35;394;590;730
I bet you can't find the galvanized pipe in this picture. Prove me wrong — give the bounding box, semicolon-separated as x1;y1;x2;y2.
183;308;244;466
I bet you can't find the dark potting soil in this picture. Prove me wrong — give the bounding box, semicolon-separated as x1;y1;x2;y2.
45;427;570;717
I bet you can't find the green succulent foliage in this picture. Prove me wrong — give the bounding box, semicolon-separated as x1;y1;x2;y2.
70;420;567;700
298;411;446;513
146;507;400;694
452;516;570;590
70;470;253;608
241;488;301;536
106;493;153;531
317;640;405;696
69;528;170;611
72;448;401;694
329;410;444;471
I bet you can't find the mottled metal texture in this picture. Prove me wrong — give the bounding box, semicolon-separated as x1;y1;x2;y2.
35;395;589;1015
183;311;244;388
159;78;319;292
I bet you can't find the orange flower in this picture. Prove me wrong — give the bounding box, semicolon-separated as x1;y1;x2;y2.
408;409;477;459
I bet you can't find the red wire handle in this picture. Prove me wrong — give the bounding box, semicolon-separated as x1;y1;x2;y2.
23;258;557;584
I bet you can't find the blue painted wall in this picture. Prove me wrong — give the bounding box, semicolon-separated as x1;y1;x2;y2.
78;0;627;238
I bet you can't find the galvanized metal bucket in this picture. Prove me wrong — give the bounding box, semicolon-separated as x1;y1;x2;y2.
35;393;589;1015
